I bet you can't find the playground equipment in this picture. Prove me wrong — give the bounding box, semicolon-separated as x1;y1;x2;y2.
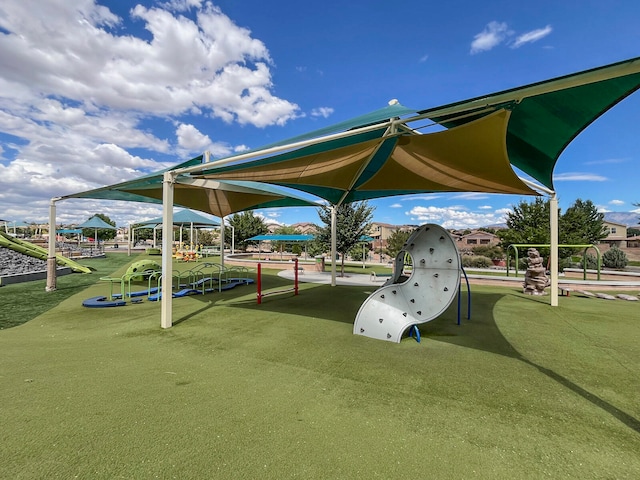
0;231;92;273
353;224;461;343
256;258;299;304
84;261;254;307
506;243;602;281
125;259;161;281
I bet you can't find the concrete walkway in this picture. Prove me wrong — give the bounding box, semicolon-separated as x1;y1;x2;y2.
278;269;385;287
279;269;640;290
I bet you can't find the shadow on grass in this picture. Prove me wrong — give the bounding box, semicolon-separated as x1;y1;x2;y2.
429;290;640;434
217;280;640;435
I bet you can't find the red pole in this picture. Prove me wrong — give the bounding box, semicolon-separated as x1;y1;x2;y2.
294;258;299;296
257;262;262;304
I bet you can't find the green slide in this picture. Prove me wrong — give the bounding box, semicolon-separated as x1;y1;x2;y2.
0;231;93;274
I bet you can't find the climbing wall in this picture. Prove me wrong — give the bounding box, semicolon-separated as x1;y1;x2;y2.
353;224;461;343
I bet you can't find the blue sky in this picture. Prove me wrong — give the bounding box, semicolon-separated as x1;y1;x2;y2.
1;0;640;229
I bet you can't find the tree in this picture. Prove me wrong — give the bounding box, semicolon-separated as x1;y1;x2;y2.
560;199;607;245
385;228;414;260
315;201;374;276
227;211;268;251
498;197;608;263
271;225;299;254
498;198;551;255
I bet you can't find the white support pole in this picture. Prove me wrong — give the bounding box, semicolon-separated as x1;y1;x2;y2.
127;223;132;257
331;206;337;287
46;198;60;292
161;172;175;329
550;194;559;307
220;216;225;269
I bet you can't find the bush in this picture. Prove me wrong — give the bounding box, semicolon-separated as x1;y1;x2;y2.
461;255;493;268
581;253;600;270
602;247;628;270
471;245;504;259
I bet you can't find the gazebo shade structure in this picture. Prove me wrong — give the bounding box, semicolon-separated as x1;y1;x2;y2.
77;215;116;243
136;209;220;228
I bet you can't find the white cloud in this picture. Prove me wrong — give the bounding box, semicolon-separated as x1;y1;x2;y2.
0;1;302;224
511;25;552;48
554;172;608;181
478;205;493;210
311;107;334;118
389;203;402;208
585;157;628;165
609;199;625;205
470;21;511;54
419;54;429;63
406;205;506;229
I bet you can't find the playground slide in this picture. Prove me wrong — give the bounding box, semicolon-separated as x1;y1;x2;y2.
353;224;461;343
0;231;93;274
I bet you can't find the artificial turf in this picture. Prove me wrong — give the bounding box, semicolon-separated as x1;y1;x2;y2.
0;255;639;478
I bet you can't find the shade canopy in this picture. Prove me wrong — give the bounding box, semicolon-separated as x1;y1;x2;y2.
172;56;640;204
136;209;220;228
63;158;321;218
77;216;116;230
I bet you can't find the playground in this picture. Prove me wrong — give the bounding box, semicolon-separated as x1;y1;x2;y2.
0;251;639;478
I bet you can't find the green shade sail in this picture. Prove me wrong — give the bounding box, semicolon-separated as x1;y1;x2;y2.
179;56;640;202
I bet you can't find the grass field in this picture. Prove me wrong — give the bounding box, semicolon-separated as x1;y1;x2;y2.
1;254;639;479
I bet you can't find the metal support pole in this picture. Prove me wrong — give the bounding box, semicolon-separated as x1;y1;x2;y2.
46;198;60;292
160;171;175;328
257;263;262;304
550;194;559;307
330;206;337;287
220;215;225;269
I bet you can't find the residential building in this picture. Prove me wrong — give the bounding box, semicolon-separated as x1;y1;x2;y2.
602;220;628;248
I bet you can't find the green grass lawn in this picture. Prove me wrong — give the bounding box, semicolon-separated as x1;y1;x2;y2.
1;254;639;479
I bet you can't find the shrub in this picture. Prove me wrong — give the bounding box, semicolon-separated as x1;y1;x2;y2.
581;253;600;270
471;245;504;259
461;255;493;268
602;247;628;270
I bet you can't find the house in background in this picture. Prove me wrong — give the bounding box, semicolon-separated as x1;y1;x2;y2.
291;222;317;234
458;230;500;249
602;220;628;248
369;222;416;250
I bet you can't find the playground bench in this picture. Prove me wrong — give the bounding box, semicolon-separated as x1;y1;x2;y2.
558;285;573;296
369;271;392;282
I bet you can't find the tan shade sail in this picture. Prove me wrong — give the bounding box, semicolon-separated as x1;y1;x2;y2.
358;110;536;195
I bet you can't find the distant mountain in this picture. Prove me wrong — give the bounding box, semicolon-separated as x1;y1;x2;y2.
603;212;640;226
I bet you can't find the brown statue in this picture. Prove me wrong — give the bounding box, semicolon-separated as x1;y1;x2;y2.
523;248;549;295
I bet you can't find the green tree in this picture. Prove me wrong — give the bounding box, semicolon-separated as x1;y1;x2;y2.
498;197;551;256
628;227;640;237
315;201;374;276
385;229;414;260
560;199;607;245
271;225;298;254
227;211;268;251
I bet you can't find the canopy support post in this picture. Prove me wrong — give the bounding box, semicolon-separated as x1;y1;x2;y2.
46;197;61;292
331;206;337;287
220;215;225;269
550;193;559;307
161;171;175;329
127;223;132;257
